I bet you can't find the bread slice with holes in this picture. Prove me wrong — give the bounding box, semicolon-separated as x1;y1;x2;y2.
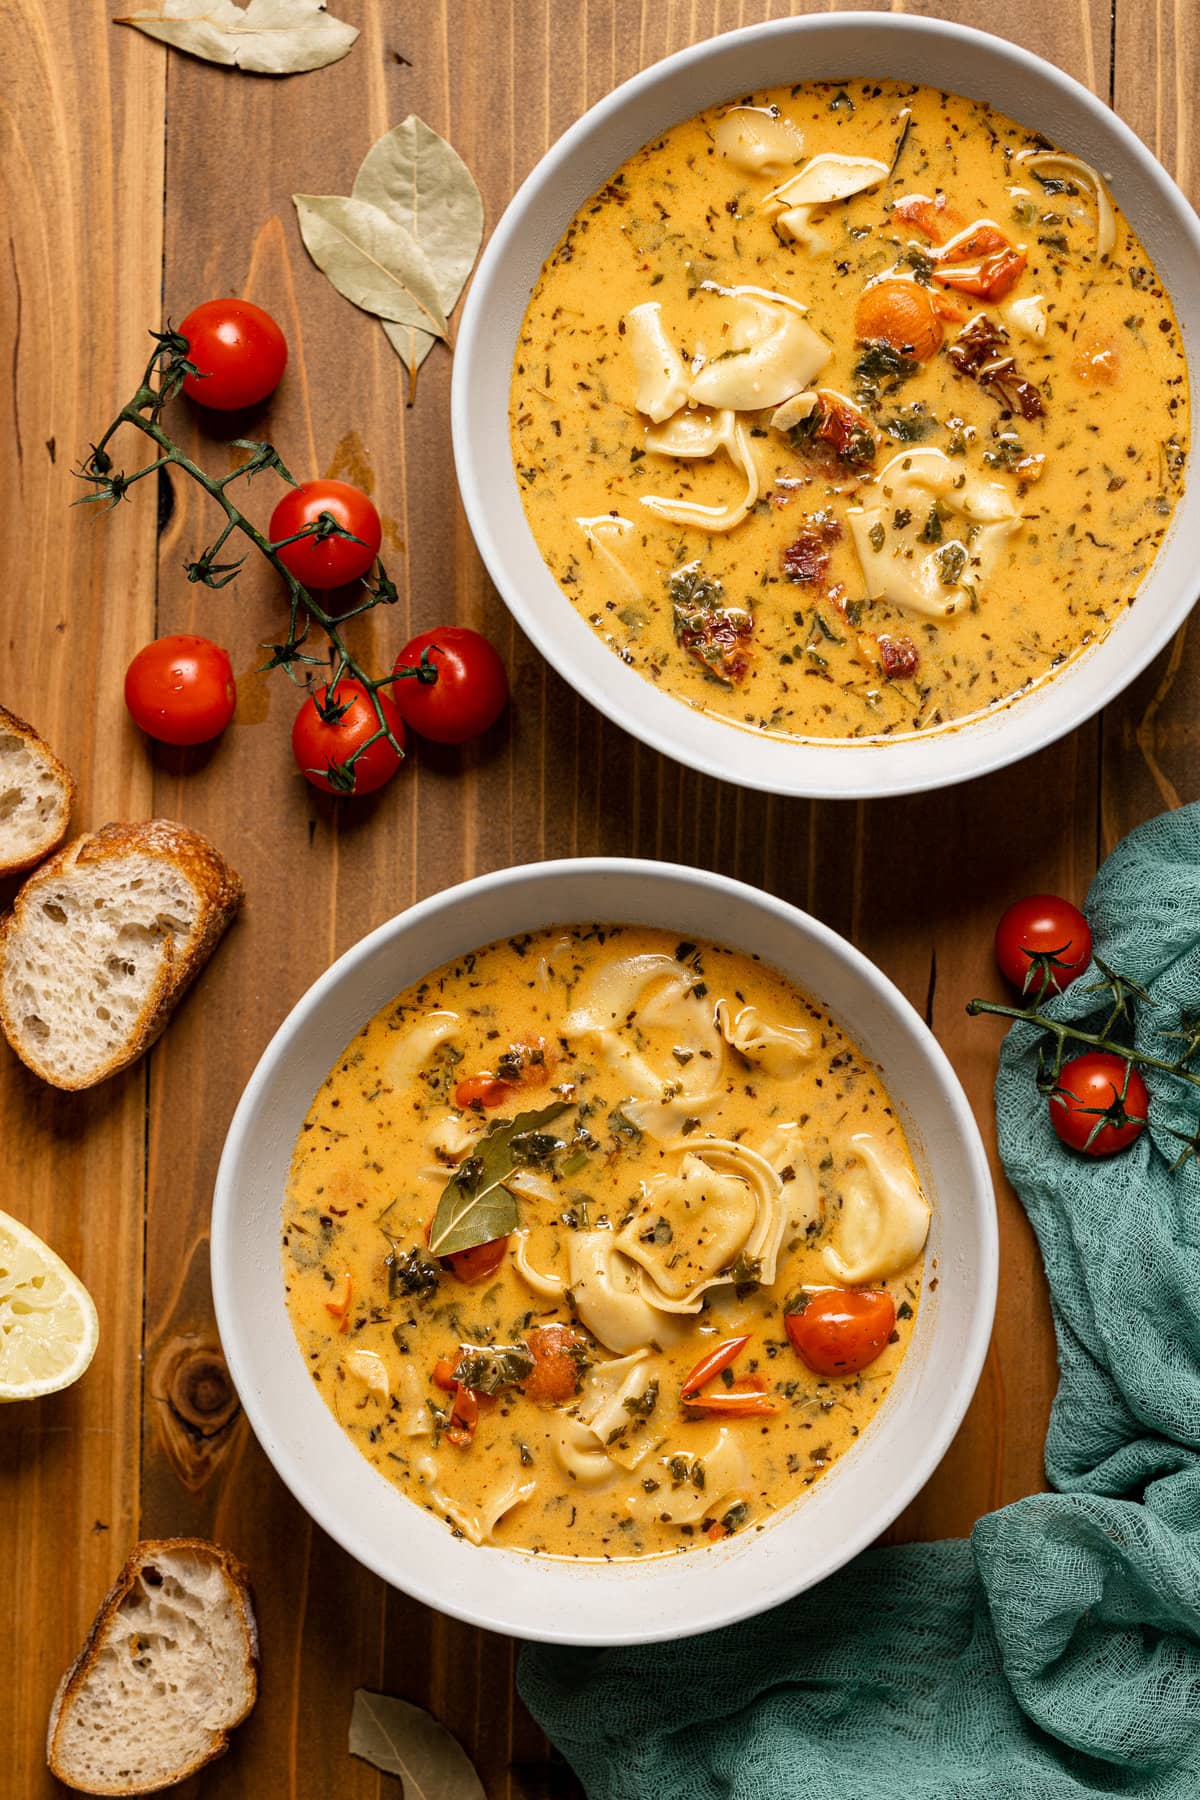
46;1538;259;1795
0;703;76;877
0;819;243;1089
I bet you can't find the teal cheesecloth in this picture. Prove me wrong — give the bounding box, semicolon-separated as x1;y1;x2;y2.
519;804;1200;1798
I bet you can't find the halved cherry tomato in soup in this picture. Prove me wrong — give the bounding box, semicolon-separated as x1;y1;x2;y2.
893;193;950;243
933;223;1026;302
523;1324;585;1405
854;281;943;361
453;1074;515;1110
425;1220;510;1285
786;1288;896;1376
445;1382;479;1446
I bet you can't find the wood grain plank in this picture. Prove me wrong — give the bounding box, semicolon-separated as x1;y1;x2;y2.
0;3;165;1793
3;0;1160;1794
1102;0;1200;840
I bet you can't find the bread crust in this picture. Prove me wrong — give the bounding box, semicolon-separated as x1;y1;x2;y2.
46;1537;259;1796
0;703;77;877
0;818;243;1090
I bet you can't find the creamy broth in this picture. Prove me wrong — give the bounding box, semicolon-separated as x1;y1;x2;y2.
509;80;1188;741
283;927;931;1559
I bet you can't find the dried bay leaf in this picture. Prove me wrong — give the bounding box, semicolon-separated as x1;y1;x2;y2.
116;0;358;75
349;1690;486;1799
428;1101;570;1257
353;117;484;380
293;195;448;338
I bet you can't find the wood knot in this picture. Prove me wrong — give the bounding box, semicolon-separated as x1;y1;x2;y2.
169;1348;239;1435
152;1337;243;1493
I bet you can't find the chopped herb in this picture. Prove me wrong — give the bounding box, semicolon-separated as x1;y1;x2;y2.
454;1342;535;1395
936;542;968;586
386;1246;441;1300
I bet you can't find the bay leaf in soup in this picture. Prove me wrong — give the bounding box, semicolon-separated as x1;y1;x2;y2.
428;1101;571;1257
116;0;358;76
293;195;448;337
349;1689;485;1799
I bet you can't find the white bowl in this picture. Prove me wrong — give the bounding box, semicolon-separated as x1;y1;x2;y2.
452;14;1200;799
212;860;996;1646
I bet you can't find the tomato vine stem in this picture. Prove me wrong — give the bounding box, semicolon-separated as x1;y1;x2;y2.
75;329;406;791
967;969;1200;1169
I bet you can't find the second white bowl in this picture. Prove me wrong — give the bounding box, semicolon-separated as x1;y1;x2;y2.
211;859;996;1645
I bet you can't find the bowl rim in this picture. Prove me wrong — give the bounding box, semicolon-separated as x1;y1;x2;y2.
211;857;999;1645
451;11;1200;800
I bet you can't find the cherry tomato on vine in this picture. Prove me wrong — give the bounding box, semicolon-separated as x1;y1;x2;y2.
177;299;288;411
291;679;404;795
1049;1054;1148;1157
124;634;236;746
995;894;1093;998
269;480;382;589
391;627;509;745
785;1288;896;1376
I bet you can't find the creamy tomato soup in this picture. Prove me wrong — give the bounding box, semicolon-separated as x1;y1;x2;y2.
283;927;931;1559
509;80;1188;741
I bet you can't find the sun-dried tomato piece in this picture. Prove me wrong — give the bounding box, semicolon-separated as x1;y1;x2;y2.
782;513;843;586
946;315;1044;420
812;391;878;467
672;599;754;684
877;634;920;679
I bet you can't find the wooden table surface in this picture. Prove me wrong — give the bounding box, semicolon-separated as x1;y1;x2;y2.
2;1;1194;1794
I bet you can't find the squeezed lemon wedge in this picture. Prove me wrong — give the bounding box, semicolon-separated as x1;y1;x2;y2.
0;1208;99;1401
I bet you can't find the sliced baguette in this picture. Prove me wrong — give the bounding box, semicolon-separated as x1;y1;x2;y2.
0;819;243;1090
0;703;75;877
46;1538;259;1796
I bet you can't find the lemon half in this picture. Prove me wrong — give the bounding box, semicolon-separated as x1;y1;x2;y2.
0;1208;99;1401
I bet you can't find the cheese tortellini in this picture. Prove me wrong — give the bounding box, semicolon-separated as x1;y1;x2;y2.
823;1131;932;1283
716;999;815;1077
624;285;831;534
847;448;1022;620
714;105;805;178
562;951;724;1136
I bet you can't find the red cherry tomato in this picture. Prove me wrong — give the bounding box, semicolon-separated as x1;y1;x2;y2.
124;634;236;746
523;1324;586;1404
995;894;1093;998
391;627;509;744
1049;1054;1148;1157
423;1218;509;1286
269;481;382;589
454;1074;515;1110
445;1237;509;1285
177;299;287;411
291;679;404;795
785;1288;897;1377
